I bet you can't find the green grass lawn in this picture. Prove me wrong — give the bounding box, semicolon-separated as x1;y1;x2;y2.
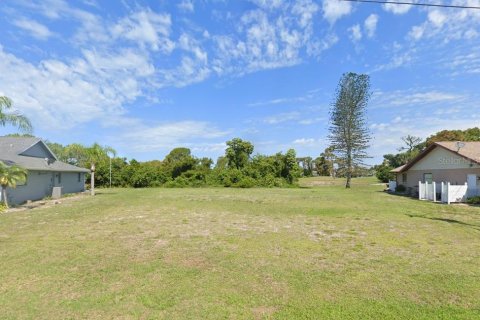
1;178;479;319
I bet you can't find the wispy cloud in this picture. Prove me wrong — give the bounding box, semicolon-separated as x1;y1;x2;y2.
110;10;174;52
0;45;154;130
178;0;194;13
117;121;228;152
248;89;320;107
348;24;362;42
382;0;416;15
371;89;466;108
364;14;378;38
13;18;54;40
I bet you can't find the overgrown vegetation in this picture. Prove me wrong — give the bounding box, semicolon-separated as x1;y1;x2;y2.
46;137;303;188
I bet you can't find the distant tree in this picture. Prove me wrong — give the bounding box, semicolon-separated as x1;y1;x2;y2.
283;149;302;184
225;138;254;169
398;135;424;152
0;161;27;208
215;156;228;170
315;146;336;177
164;148;196;178
297;156;313;176
374;161;395;183
198;157;214;171
328;72;371;188
0;96;33;133
426;127;480;146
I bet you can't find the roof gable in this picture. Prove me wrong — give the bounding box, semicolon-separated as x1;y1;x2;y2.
19;140;57;160
395;142;480;173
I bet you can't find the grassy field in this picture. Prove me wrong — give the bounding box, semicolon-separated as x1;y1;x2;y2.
1;177;479;319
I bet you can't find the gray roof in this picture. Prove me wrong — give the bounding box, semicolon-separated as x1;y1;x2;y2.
0;137;89;173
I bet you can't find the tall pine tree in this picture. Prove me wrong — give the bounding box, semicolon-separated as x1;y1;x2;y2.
328;72;371;188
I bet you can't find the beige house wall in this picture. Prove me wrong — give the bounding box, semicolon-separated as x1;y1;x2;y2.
410;147;480;170
397;168;480;191
395;146;480;192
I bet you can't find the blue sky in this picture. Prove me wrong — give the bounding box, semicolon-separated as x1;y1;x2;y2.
0;0;479;164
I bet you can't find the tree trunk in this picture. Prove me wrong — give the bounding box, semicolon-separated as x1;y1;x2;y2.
1;186;9;208
346;147;352;188
345;172;351;188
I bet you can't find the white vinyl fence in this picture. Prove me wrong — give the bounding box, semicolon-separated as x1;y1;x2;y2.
418;181;437;201
419;181;479;204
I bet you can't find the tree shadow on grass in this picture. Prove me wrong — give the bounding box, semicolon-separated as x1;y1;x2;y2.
405;213;480;232
92;191;117;196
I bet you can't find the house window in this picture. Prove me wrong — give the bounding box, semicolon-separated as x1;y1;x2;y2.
402;173;407;184
57;173;62;184
78;173;81;182
423;173;433;183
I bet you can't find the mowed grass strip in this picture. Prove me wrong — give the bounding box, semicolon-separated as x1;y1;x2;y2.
0;178;479;319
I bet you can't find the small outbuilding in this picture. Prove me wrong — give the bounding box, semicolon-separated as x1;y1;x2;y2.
0;137;89;205
391;141;480;199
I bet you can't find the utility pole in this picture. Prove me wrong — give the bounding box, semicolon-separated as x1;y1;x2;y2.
90;163;95;196
109;155;112;188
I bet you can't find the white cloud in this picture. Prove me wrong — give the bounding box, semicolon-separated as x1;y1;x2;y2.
178;0;194;13
348;24;362;42
371;89;466;108
322;0;352;24
248;89;319;106
0;45;154;130
13;18;54;40
443;47;480;75
211;1;326;76
252;0;284;10
382;1;415;15
264;112;301;124
293;138;316;145
292;0;319;28
372;50;415;72
118;121;228;152
408;5;480;42
110;10;174;52
364;14;378;38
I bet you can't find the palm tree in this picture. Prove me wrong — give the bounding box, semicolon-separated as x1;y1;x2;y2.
0;161;27;208
0;96;33;133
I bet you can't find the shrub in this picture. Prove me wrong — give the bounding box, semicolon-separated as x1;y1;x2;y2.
0;203;6;213
237;176;256;188
467;196;480;204
395;184;406;193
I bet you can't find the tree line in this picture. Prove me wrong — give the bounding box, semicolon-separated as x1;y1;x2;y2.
44;138;303;188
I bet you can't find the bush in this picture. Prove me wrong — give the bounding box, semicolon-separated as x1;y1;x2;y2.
237;176;256;188
375;163;394;183
0;203;6;213
467;196;480;204
395;184;406;193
